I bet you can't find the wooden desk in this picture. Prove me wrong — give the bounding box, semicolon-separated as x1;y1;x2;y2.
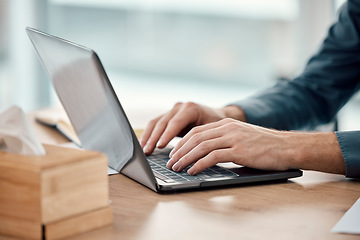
23;110;360;240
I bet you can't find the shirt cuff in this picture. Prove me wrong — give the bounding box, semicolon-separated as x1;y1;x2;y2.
335;131;360;178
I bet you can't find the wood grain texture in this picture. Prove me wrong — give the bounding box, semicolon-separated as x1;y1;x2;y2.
49;172;359;240
8;108;358;240
0;214;41;240
41;152;109;223
0;144;110;239
45;206;113;240
0;144;107;172
0;164;42;239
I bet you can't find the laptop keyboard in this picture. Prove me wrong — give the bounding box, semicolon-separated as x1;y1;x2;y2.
147;148;239;183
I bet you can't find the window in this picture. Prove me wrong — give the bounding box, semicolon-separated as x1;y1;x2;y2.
4;0;358;130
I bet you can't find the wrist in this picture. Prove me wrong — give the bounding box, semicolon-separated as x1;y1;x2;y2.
222;105;247;122
287;132;345;175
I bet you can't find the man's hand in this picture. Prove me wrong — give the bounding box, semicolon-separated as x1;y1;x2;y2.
166;118;346;176
167;118;292;174
140;102;245;155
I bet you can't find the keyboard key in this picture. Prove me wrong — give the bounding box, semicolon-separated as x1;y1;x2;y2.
147;148;238;183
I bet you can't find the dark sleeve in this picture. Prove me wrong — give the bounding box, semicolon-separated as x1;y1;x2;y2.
232;1;360;130
336;131;360;178
230;1;360;178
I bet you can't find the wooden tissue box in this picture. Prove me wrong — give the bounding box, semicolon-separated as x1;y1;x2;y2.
0;144;112;240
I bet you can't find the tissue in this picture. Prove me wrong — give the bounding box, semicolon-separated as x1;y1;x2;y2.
0;105;45;156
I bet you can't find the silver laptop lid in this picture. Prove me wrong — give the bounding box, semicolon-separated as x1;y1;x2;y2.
27;28;133;170
26;27;158;191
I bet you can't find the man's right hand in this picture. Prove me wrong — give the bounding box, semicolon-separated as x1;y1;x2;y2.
140;102;246;155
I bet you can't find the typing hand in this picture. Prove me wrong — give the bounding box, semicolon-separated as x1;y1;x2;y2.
166;118;293;175
140;102;228;155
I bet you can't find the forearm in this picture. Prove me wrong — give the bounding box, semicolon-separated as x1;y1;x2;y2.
286;132;345;175
222;106;348;175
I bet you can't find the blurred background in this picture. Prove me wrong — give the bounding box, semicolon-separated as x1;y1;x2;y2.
1;0;359;130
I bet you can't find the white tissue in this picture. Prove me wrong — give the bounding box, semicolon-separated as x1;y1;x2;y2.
0;106;46;156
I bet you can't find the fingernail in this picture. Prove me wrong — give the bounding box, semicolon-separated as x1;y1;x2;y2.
144;145;150;154
167;159;175;169
156;140;163;148
169;149;175;158
172;162;180;172
188;168;196;175
166;160;172;168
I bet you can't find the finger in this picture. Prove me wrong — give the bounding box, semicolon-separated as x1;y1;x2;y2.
169;133;227;172
156;109;198;149
169;118;234;158
171;138;228;172
143;114;173;155
140;116;161;148
188;148;232;175
143;103;183;154
169;124;209;158
167;126;223;168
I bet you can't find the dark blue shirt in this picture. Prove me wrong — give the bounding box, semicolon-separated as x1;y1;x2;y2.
232;1;360;178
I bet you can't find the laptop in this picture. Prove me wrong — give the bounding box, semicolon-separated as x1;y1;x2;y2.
26;27;302;192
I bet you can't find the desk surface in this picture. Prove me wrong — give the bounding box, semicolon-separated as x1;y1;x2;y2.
26;109;360;240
